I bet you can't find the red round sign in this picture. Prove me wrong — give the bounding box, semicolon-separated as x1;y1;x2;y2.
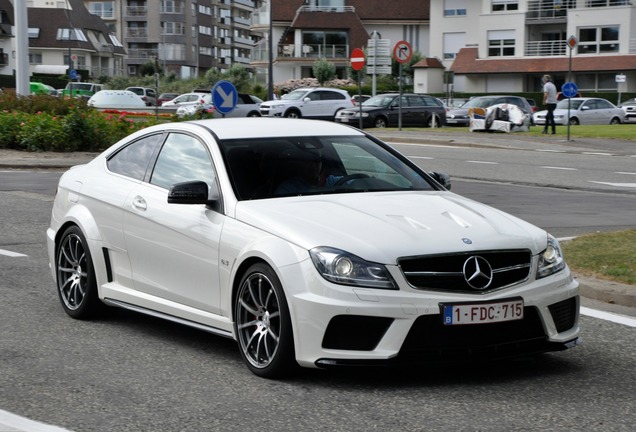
350;48;365;71
393;40;413;64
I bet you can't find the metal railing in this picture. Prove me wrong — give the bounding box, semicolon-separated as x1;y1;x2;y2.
125;6;147;17
278;43;349;59
525;40;567;56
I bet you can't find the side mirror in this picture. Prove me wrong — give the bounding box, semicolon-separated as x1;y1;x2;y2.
168;180;220;206
429;172;451;190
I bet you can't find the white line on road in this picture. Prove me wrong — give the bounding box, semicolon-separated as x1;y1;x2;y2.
616;171;636;176
536;149;566;153
589;181;636;188
409;156;435;160
466;160;499;165
0;248;27;257
581;307;636;328
540;166;578;171
0;409;72;432
582;152;614;156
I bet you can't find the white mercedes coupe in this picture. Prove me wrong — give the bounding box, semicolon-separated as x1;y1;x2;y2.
47;118;580;377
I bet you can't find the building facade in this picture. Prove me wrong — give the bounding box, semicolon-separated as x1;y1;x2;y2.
84;0;257;78
429;0;636;94
1;0;126;80
250;0;431;86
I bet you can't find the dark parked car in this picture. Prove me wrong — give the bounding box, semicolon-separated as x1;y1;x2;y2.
335;93;446;128
446;95;533;127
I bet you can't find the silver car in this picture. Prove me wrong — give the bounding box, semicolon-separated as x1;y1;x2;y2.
534;97;625;126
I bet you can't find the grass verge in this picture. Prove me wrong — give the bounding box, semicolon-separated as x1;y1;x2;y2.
561;229;636;286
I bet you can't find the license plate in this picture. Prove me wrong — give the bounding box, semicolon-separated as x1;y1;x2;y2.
441;298;524;325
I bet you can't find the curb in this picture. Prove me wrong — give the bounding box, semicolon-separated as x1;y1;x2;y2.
576;275;636;308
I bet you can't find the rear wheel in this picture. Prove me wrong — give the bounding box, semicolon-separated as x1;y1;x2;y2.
427;115;442;128
374;116;388;128
56;226;103;319
234;263;296;378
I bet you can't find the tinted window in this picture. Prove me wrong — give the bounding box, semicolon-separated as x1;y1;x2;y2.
150;133;216;190
407;96;425;106
107;134;162;180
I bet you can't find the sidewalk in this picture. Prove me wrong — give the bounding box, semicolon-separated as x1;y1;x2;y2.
1;131;634;310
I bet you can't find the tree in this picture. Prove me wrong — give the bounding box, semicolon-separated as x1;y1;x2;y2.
313;58;336;85
391;51;424;80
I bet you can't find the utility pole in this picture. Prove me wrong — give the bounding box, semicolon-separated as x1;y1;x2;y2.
14;0;30;96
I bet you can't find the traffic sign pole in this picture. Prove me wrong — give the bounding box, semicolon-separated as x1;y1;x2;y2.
350;48;366;129
393;41;412;131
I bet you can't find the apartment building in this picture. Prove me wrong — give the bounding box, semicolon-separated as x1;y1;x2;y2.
430;0;636;94
84;0;256;78
250;0;431;85
0;0;126;79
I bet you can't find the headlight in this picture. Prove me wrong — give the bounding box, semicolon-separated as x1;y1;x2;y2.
309;246;397;290
536;235;566;279
272;104;285;109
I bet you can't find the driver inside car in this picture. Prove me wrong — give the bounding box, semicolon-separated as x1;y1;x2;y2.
274;148;343;195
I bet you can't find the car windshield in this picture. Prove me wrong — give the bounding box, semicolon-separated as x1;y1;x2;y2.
282;90;310;101
221;135;437;200
460;97;498;109
556;99;584;109
361;95;396;107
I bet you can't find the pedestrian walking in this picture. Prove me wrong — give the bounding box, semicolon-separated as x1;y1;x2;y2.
542;74;557;134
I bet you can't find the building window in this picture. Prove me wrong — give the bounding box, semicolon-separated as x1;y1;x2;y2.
578;26;619;54
28;52;42;64
161;1;182;14
57;28;88;42
488;30;515;56
87;2;114;19
492;0;518;11
301;31;348;58
444;0;467;16
577;73;619;91
443;32;465;59
163;22;185;36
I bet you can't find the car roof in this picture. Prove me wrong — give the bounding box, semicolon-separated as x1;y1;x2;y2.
147;118;365;141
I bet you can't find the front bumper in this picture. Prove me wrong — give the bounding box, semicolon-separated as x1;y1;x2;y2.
281;260;580;369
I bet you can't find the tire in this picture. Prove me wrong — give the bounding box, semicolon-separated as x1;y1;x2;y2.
247;111;261;117
55;225;103;319
234;263;296;378
609;117;621;125
284;110;301;119
568;117;579;126
374;116;388;128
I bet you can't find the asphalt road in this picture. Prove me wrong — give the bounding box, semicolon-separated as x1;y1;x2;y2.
0;135;635;431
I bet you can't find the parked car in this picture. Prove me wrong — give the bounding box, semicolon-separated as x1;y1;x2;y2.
619;98;636;122
30;82;56;95
157;92;180;106
446;95;533;127
61;82;104;100
176;93;263;118
533;97;625;125
526;98;538;113
335;93;446;128
259;87;354;120
87;90;147;109
126;87;157;106
161;92;208;108
47;117;580;378
352;94;371;106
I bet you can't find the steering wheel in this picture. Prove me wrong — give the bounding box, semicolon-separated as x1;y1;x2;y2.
334;173;370;186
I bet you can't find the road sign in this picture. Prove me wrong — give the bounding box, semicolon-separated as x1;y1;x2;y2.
562;82;578;99
211;80;237;115
350;48;365;71
567;35;577;49
393;40;412;64
69;69;77;80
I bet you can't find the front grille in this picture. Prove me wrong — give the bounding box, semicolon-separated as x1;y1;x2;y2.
397;306;549;362
398;250;532;293
548;297;578;333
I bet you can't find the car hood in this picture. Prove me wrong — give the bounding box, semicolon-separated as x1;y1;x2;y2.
234;192;547;264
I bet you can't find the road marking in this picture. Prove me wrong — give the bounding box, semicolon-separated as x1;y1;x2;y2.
581;307;636;328
540;166;578;171
466;160;498;164
589;181;636;188
583;152;614;156
409;156;435;160
616;171;636;176
536;149;566;153
0;248;27;257
0;409;72;432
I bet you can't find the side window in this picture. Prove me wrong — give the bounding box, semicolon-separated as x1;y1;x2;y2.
107;134;162;180
328;91;345;100
150;133;216;190
147;89;156;98
596;99;610;109
306;91;321;101
407;96;425;106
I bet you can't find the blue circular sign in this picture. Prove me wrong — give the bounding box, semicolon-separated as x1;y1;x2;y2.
561;82;578;99
211;80;237;115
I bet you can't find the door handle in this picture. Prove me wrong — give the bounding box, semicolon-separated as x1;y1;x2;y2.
132;196;147;211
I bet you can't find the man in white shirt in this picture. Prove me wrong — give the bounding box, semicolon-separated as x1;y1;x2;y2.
542;74;557;135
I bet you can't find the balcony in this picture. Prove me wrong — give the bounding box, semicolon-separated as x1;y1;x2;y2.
278;43;349;59
525;40;567;56
127;49;159;60
125;6;147;18
126;28;149;39
526;0;571;21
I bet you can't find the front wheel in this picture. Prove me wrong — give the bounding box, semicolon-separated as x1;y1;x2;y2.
568;117;580;126
609;117;621;125
234;263;296;378
56;225;103;319
284;110;301;119
374;116;388;128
